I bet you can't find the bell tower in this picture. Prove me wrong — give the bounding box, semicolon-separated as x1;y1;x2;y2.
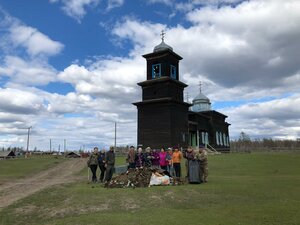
133;32;191;149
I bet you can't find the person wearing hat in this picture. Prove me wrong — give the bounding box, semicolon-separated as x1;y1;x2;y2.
104;146;115;184
172;147;182;178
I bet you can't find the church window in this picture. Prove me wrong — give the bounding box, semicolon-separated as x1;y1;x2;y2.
152;64;161;78
201;132;205;144
205;132;209;144
220;133;223;146
170;65;176;79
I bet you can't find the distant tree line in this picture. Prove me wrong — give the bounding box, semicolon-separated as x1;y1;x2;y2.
230;132;300;152
1;147;24;152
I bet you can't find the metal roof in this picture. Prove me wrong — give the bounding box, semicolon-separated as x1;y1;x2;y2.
193;92;210;102
153;40;173;52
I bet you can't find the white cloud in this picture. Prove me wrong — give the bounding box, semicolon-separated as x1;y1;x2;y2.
107;0;124;11
112;18;164;49
50;0;100;22
0;88;46;115
147;0;173;6
58;56;144;101
224;94;300;140
0;56;57;85
9;25;64;57
0;9;64;57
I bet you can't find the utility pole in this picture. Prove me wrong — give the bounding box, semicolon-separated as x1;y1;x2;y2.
26;126;32;152
64;139;66;152
114;122;117;149
50;139;52;152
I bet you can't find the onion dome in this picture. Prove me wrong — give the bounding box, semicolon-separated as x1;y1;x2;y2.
153;40;173;52
192;92;211;112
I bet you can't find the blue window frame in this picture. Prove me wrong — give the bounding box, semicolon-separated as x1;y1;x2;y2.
152;63;161;79
170;65;176;79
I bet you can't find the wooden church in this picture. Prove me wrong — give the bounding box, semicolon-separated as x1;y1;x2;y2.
133;35;230;152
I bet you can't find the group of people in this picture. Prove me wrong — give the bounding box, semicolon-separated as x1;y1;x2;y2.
87;145;208;185
87;146;115;183
126;145;208;183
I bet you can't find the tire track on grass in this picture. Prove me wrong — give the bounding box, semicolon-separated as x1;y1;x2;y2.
0;158;86;209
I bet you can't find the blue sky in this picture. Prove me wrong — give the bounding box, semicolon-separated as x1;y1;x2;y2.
0;0;300;150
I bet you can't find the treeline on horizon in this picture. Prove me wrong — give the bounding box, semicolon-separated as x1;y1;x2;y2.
1;132;300;153
230;132;300;152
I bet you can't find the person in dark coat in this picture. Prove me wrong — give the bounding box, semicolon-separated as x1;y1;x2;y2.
151;148;160;169
98;149;106;182
104;146;115;184
184;147;195;178
144;147;152;167
87;147;99;183
126;146;136;169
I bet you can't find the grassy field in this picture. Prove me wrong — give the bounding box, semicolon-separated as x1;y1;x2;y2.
1;152;300;225
0;156;65;182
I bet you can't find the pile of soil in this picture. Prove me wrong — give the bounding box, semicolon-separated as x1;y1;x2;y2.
106;167;184;188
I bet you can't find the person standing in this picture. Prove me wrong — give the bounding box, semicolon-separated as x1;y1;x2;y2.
104;146;115;184
98;149;106;183
144;147;152;167
87;147;99;183
159;147;168;171
198;148;208;183
126;146;136;169
184;147;195;178
166;148;173;174
135;147;144;168
151;148;160;169
172;147;182;178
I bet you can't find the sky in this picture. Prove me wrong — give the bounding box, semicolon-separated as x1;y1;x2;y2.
0;0;300;151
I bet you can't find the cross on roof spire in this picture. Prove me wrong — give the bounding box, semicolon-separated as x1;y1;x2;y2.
199;81;202;93
160;30;166;41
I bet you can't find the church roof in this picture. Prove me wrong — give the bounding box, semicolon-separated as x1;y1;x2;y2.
153;40;173;52
193;92;210;102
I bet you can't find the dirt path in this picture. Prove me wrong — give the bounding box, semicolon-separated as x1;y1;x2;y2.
0;158;86;209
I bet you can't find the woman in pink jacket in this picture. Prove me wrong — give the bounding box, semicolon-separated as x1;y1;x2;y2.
159;147;168;171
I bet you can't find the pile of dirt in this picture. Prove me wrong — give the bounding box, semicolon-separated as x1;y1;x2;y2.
106;167;184;188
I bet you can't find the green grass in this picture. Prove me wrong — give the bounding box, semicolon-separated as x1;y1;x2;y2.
0;156;65;182
1;152;300;225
